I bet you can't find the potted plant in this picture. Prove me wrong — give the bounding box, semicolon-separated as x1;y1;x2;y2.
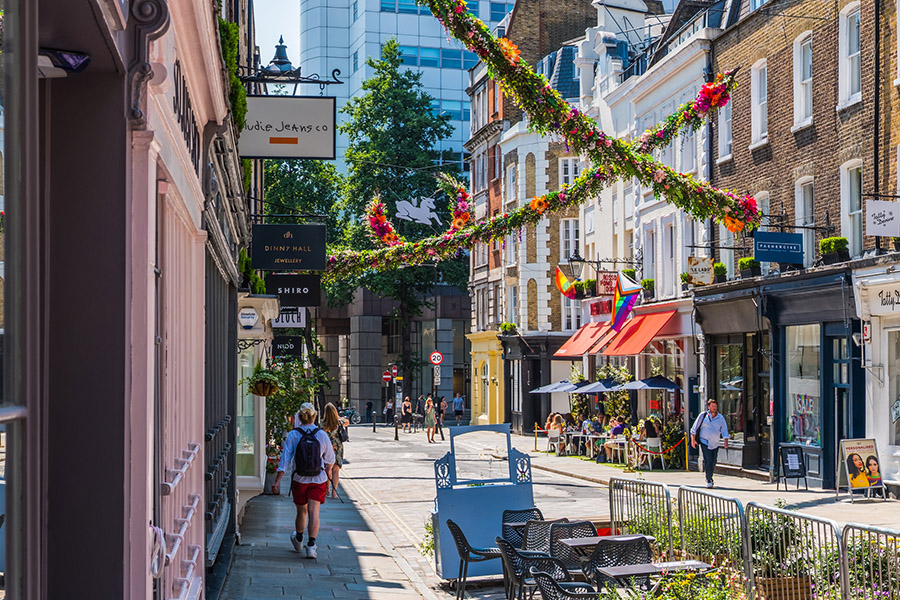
680;272;689;291
499;321;518;334
892;237;900;252
713;262;727;283
246;359;280;397
572;280;586;299
819;236;850;265
622;268;637;281
583;278;597;297
641;278;655;300
739;257;761;278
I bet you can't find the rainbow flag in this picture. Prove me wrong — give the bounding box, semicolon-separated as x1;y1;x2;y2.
610;271;641;331
555;267;578;299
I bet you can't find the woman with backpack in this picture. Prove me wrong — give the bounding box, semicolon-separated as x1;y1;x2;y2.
322;403;346;499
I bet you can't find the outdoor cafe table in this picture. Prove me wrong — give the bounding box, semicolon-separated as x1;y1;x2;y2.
564;432;607;458
598;560;712;592
558;534;656;558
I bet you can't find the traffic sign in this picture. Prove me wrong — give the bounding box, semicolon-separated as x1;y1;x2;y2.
433;365;441;386
429;351;443;365
391;365;398;377
382;371;392;382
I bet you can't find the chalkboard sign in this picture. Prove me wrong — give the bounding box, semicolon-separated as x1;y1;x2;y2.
778;445;808;491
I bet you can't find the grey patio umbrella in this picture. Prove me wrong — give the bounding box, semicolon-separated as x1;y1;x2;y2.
619;375;681;391
578;379;621;393
529;380;571;394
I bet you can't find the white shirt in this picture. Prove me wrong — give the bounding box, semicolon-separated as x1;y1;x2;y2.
277;424;335;484
691;411;730;450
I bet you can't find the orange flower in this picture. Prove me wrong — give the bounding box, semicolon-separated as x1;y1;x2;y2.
460;212;471;223
724;216;744;233
452;217;466;230
530;196;549;214
498;38;521;64
383;232;398;243
376;213;387;223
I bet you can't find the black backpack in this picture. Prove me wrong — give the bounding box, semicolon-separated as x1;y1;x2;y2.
293;427;323;477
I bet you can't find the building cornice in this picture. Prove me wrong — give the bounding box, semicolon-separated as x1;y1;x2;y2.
464;119;506;151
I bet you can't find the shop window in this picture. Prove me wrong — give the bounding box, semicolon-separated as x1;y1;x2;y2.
786;324;821;447
714;342;744;442
237;348;257;477
889;331;900;447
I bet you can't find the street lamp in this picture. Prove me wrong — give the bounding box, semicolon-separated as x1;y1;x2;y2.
566;250;585;281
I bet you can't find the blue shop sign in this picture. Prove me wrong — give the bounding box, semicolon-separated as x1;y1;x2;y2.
754;231;804;264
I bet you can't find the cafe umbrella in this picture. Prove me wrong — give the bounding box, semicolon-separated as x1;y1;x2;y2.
619;376;681;426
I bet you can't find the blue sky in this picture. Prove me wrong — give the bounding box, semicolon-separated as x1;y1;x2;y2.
253;0;301;67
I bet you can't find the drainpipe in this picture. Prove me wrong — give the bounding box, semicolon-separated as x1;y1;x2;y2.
874;0;882;253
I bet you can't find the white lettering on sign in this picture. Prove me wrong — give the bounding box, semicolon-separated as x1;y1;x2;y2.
867;199;900;237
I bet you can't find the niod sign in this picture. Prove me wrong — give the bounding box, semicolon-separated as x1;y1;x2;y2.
266;273;321;307
252;224;326;271
754;231;804;264
273;335;304;358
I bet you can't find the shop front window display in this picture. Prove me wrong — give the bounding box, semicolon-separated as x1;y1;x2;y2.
715;343;744;443
237;348;257;477
785;324;821;446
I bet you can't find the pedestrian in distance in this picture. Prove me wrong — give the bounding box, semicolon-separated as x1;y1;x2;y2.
384;398;394;425
452;392;465;425
425;397;437;443
691;399;730;488
401;396;413;433
322;403;346;500
415;395;426;432
272;402;335;559
439;396;448;425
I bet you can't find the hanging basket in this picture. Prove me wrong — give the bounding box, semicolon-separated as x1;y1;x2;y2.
249;380;279;397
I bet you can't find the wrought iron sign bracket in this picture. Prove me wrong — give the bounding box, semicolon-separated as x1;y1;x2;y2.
237;338;266;352
238;66;344;95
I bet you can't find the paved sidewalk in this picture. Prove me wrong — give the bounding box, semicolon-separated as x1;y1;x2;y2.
220;491;436;600
504;432;900;528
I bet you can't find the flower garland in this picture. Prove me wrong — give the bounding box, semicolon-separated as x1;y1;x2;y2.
366;198;401;245
444;174;473;231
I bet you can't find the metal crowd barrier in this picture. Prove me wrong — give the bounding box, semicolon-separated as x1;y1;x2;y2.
677;487;749;575
608;477;674;560
745;502;844;600
841;523;900;599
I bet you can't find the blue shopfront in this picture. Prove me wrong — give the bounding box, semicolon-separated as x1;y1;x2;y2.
695;267;865;488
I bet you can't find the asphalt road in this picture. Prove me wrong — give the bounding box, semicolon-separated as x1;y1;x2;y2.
339;424;609;598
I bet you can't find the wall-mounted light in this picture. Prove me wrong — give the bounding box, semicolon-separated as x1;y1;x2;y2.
38;48;91;78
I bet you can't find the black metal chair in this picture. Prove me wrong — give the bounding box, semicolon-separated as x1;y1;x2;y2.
445;519;502;600
523;518;569;554
580;535;652;590
530;569;598;600
496;537;570;600
548;520;597;571
502;507;544;548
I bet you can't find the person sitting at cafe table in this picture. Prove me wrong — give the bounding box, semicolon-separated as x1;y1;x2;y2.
551;414;566;453
603;416;627;461
638;417;658;441
544;412;557;433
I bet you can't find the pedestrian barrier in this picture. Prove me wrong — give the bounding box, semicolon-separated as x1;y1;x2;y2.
608;477;674;560
841;522;900;599
745;502;844;600
677;486;749;582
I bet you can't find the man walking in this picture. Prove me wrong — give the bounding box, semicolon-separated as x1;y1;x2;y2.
691;399;730;488
452;392;465;426
272;402;335;559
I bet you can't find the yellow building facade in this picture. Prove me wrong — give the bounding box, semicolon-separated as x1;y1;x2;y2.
466;330;506;424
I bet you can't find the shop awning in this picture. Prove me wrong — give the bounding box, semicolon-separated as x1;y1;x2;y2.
588;325;622;354
553;321;610;357
602;310;677;356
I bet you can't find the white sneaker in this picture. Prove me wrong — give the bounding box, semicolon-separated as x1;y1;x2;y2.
706;481;714;489
305;544;318;559
291;532;302;553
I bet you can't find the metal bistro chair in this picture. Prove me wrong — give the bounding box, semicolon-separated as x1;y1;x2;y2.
636;437;666;471
496;537;570;600
523;518;569;554
547;429;564;454
530;569;598;600
445;519;502;600
549;520;597;572
502;507;544;549
580;535;652;590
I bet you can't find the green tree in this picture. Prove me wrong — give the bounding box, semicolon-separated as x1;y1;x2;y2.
336;39;467;392
263;159;344;244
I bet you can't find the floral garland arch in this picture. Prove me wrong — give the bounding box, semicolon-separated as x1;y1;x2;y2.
325;0;759;282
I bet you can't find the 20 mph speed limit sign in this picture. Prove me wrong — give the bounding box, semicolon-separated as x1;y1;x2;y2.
429;351;443;365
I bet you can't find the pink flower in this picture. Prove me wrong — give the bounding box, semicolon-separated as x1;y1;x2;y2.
654;169;666;183
455;4;463;13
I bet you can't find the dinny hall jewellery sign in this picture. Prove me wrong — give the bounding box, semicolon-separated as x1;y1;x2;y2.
251;224;326;271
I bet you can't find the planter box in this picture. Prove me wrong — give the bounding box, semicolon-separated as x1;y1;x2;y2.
740;267;761;278
642;289;654;301
681;283;689;292
822;249;850;265
755;575;812;600
714;274;727;283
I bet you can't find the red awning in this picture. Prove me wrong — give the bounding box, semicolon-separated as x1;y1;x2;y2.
601;310;677;356
588;324;622;354
553;322;610;357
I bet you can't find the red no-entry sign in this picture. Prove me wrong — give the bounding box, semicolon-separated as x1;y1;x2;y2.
382;371;392;382
391;365;398;377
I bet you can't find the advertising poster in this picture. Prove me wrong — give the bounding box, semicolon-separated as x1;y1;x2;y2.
839;438;883;490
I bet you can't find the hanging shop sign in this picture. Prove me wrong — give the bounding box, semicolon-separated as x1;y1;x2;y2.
240;95;336;159
866;199;900;237
266;273;321;307
273;335;305;358
687;257;713;286
753;231;804;264
272;308;307;329
596;271;619;296
238;307;260;329
252;224;326;271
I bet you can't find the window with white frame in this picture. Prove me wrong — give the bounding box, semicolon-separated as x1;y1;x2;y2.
644;227;656;283
562;296;582;331
476;242;488;267
750;0;764;10
505;164;517;203
585;207;595;234
559;158;581;187
506;233;518;265
718;100;732;158
841;160;863;257
612;190;619;224
793;33;813;125
680;129;696;173
561;219;580;261
624;182;634;218
507;285;518;323
493;284;502;324
492;146;500;181
662;222;675;297
751;60;768;144
796;178;815;267
756;192;771;273
839;3;861;106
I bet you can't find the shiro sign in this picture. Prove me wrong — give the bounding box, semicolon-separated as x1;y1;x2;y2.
238;307;259;329
687;257;713;286
266;273;321;307
754;231;804;264
273;335;304;358
272;308;307;329
240;95;336;159
866;199;900;237
252;224;326;271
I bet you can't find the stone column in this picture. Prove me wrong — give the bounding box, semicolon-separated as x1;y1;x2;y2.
435;318;454;401
349;315;383;414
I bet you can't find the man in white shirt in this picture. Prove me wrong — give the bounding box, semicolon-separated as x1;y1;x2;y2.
690;399;730;488
273;402;335;559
